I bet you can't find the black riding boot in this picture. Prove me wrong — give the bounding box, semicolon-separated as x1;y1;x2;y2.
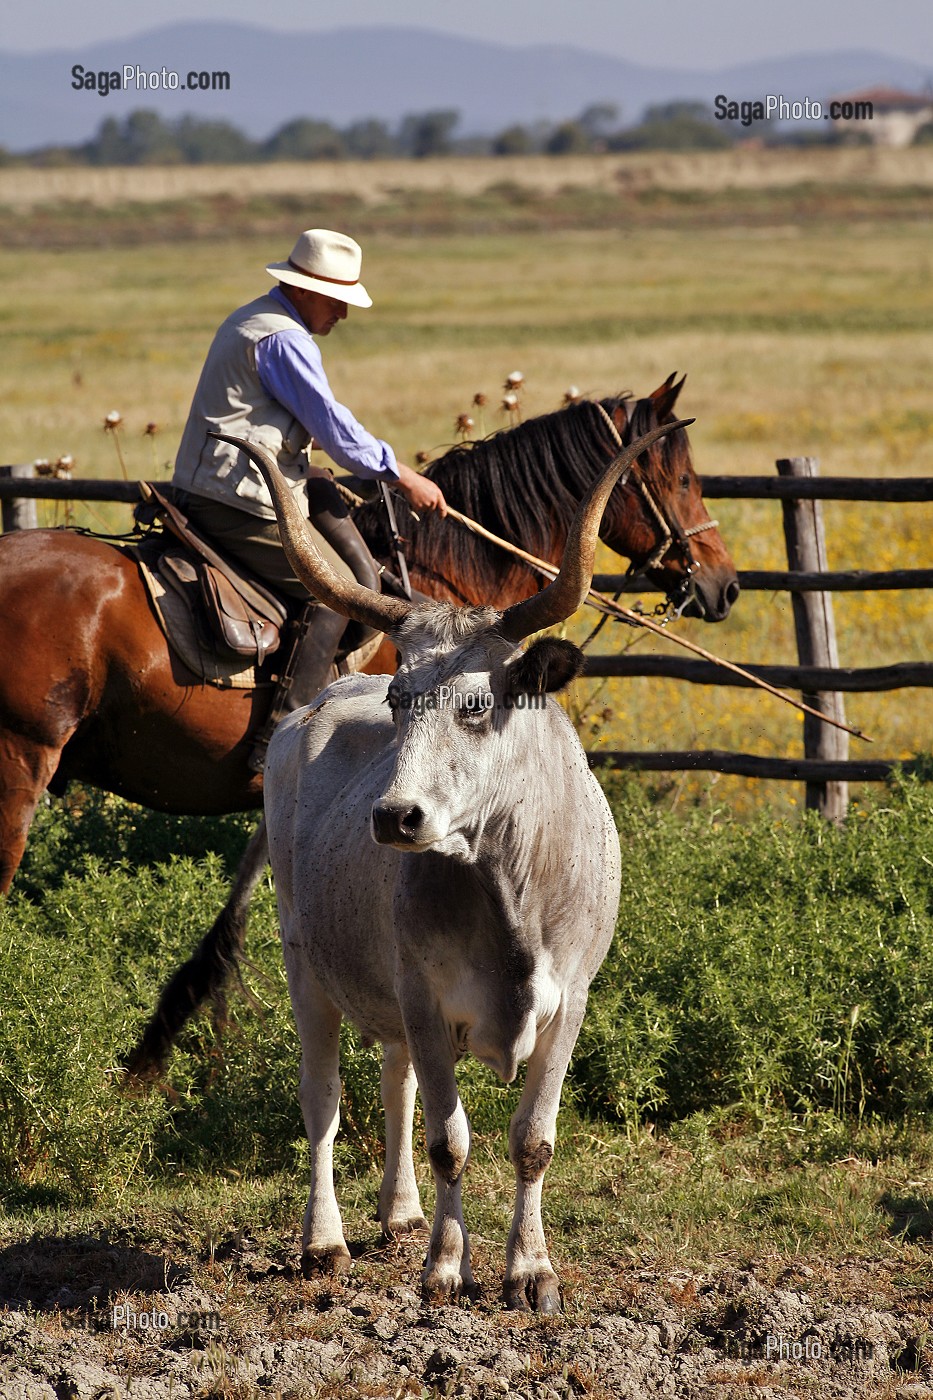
248;467;384;773
248;603;349;773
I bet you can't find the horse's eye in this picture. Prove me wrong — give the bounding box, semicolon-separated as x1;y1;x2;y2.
680;473;691;491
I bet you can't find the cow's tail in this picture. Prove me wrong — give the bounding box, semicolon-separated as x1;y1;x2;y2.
122;817;270;1084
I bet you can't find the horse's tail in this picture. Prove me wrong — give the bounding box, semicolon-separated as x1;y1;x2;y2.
123;817;270;1083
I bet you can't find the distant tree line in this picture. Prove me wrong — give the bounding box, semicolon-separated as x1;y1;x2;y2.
3;99;871;168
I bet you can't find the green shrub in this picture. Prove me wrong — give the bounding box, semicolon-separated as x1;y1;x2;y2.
573;771;933;1129
2;774;932;1203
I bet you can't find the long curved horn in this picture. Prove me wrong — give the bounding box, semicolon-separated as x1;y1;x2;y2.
208;433;412;633
499;418;694;642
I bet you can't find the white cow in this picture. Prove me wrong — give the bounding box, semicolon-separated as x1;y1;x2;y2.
221;420;681;1310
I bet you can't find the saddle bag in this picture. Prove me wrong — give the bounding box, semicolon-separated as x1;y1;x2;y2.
197;562;283;664
142;482;289;667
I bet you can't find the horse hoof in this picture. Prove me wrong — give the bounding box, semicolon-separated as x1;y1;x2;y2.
119;1047;165;1091
301;1246;352;1279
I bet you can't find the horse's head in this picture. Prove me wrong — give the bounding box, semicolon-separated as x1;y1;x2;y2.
600;376;739;622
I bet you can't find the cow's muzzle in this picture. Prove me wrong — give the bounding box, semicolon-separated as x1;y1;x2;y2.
372;799;428;846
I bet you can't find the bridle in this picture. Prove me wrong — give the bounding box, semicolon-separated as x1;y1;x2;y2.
594;400;719;618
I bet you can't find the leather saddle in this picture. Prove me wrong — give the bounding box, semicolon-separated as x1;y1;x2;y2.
137;483;289;668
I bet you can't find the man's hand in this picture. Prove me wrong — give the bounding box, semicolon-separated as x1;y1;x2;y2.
396;463;447;517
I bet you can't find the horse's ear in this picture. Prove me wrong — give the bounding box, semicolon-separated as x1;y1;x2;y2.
649;373;686;421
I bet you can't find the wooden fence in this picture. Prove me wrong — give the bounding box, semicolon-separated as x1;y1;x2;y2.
2;459;931;819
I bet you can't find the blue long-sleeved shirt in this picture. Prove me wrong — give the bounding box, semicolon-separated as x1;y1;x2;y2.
255;287;398;483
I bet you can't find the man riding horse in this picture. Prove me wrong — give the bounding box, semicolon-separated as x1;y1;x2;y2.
172;227;447;769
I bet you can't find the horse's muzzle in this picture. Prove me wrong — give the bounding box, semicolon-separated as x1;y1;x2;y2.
683;574;740;622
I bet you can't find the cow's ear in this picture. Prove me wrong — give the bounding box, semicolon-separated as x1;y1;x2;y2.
506;638;584;697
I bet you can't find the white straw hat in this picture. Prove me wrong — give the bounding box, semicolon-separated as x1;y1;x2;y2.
265;229;372;308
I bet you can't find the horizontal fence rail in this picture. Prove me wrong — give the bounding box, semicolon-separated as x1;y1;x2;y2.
699;476;933;502
581;658;933;691
586;751;924;782
0;477;145;503
3;474;933;503
593;569;933;592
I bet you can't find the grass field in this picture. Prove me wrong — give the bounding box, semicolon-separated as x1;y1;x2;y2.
1;153;931;820
3;145;933;211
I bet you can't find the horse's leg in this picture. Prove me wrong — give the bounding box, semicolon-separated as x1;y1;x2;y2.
124;817;270;1081
0;735;62;895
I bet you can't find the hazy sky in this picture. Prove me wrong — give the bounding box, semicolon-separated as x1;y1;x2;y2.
3;0;930;67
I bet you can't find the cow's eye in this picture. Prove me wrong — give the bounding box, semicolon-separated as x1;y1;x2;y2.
456;700;491;727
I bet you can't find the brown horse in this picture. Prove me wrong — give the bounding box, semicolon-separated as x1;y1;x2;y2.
0;378;737;1071
352;379;738;667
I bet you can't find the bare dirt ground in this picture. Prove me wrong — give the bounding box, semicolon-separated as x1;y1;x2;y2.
2;146;933;211
2;1227;931;1399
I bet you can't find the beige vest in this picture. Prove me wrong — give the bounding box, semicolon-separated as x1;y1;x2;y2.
174;294;313;520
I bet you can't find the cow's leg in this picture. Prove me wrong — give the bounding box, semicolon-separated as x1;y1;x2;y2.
378;1041;428;1237
403;1006;475;1303
285;958;352;1277
503;993;588;1313
0;736;61;895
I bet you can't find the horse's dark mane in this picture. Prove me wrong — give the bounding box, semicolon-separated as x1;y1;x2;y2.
419;397;627;554
352;393;690;601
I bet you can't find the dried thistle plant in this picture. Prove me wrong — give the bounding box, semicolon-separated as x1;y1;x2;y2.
144;422;160;472
103;410;129;480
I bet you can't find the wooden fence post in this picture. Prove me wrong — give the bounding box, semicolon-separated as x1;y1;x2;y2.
0;464;38;532
777;457;849;822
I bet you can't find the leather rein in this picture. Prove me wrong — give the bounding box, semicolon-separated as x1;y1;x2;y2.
594;401;719;618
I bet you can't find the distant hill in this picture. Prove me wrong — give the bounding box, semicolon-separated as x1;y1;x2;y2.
1;22;929;152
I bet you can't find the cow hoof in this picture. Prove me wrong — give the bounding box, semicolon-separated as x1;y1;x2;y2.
504;1272;563;1313
382;1213;429;1240
421;1268;478;1307
300;1245;353;1279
